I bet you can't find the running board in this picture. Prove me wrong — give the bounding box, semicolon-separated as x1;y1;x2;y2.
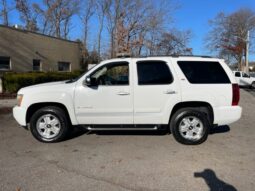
85;126;159;131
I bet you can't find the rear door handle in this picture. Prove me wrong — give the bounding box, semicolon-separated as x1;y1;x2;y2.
117;91;130;95
164;90;177;94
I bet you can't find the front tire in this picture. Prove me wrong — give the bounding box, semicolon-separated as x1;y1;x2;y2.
30;106;69;143
170;108;210;145
251;82;255;89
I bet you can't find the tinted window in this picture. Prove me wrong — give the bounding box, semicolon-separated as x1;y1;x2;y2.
178;61;230;84
235;72;241;77
91;62;129;85
137;61;173;85
0;56;10;70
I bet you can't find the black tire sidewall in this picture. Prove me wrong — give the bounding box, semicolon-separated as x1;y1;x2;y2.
251;82;255;89
170;109;209;145
30;107;69;143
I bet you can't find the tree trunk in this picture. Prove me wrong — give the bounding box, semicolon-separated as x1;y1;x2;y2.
97;15;104;57
2;0;9;26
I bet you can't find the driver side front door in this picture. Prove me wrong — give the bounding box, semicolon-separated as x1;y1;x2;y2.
75;61;133;125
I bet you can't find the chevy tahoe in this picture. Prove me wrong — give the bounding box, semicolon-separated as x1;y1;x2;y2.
13;56;242;145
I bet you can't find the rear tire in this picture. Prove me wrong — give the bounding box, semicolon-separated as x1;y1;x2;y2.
170;108;209;145
30;106;69;143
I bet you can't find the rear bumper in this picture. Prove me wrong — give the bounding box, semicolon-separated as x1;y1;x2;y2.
13;106;27;126
213;106;242;125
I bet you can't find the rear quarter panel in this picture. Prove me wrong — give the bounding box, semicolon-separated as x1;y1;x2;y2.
171;58;234;125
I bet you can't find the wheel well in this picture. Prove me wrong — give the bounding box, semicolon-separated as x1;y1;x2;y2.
26;102;71;124
170;102;214;125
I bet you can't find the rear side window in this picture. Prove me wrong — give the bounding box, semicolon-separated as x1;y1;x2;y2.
137;61;173;85
177;61;230;84
235;72;241;77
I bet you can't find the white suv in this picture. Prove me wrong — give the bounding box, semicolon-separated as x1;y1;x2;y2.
233;71;255;88
13;56;242;145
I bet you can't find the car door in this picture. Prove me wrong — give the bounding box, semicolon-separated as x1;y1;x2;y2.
74;61;133;124
240;72;252;86
133;59;181;124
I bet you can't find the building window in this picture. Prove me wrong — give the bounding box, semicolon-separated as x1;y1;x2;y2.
33;59;41;71
0;56;11;71
58;62;70;72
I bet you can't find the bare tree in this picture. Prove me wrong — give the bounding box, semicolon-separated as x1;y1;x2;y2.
154;30;192;55
106;0;153;57
95;0;110;57
206;8;255;69
104;0;182;57
34;0;80;39
80;0;95;48
0;0;12;26
106;0;121;58
15;0;38;31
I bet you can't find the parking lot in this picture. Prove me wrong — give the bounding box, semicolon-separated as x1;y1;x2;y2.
243;87;255;97
0;89;255;191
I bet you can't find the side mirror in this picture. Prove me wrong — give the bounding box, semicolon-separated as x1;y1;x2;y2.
84;76;98;86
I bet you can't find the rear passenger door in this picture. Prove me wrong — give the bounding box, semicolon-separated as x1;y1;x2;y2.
133;59;181;124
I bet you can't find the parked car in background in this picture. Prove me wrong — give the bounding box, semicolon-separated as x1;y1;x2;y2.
233;71;255;88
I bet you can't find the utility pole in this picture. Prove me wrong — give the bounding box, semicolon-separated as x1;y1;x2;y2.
245;30;250;74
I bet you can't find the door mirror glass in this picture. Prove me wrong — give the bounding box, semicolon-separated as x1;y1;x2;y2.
84;76;98;86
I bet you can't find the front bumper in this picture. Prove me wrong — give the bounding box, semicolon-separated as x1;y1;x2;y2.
13;106;27;126
213;106;242;125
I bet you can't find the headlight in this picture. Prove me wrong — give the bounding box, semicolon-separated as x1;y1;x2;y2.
17;94;23;106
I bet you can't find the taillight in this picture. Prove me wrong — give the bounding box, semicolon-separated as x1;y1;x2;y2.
232;84;240;106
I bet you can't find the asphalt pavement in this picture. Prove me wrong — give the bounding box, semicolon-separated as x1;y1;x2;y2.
242;87;255;97
0;90;255;191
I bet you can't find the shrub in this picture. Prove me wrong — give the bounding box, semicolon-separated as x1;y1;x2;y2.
2;71;84;93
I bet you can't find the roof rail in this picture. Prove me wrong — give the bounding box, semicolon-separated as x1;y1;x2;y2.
115;54;213;59
147;55;213;58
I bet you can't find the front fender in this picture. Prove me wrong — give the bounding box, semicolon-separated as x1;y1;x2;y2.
22;91;78;125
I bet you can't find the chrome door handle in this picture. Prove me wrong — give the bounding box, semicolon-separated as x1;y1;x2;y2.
117;92;130;95
164;90;177;94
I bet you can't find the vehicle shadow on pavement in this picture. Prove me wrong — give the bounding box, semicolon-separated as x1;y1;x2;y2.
194;169;237;191
65;127;90;140
210;125;230;135
64;127;168;140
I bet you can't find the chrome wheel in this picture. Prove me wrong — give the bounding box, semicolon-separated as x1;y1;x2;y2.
179;116;204;141
36;114;61;139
